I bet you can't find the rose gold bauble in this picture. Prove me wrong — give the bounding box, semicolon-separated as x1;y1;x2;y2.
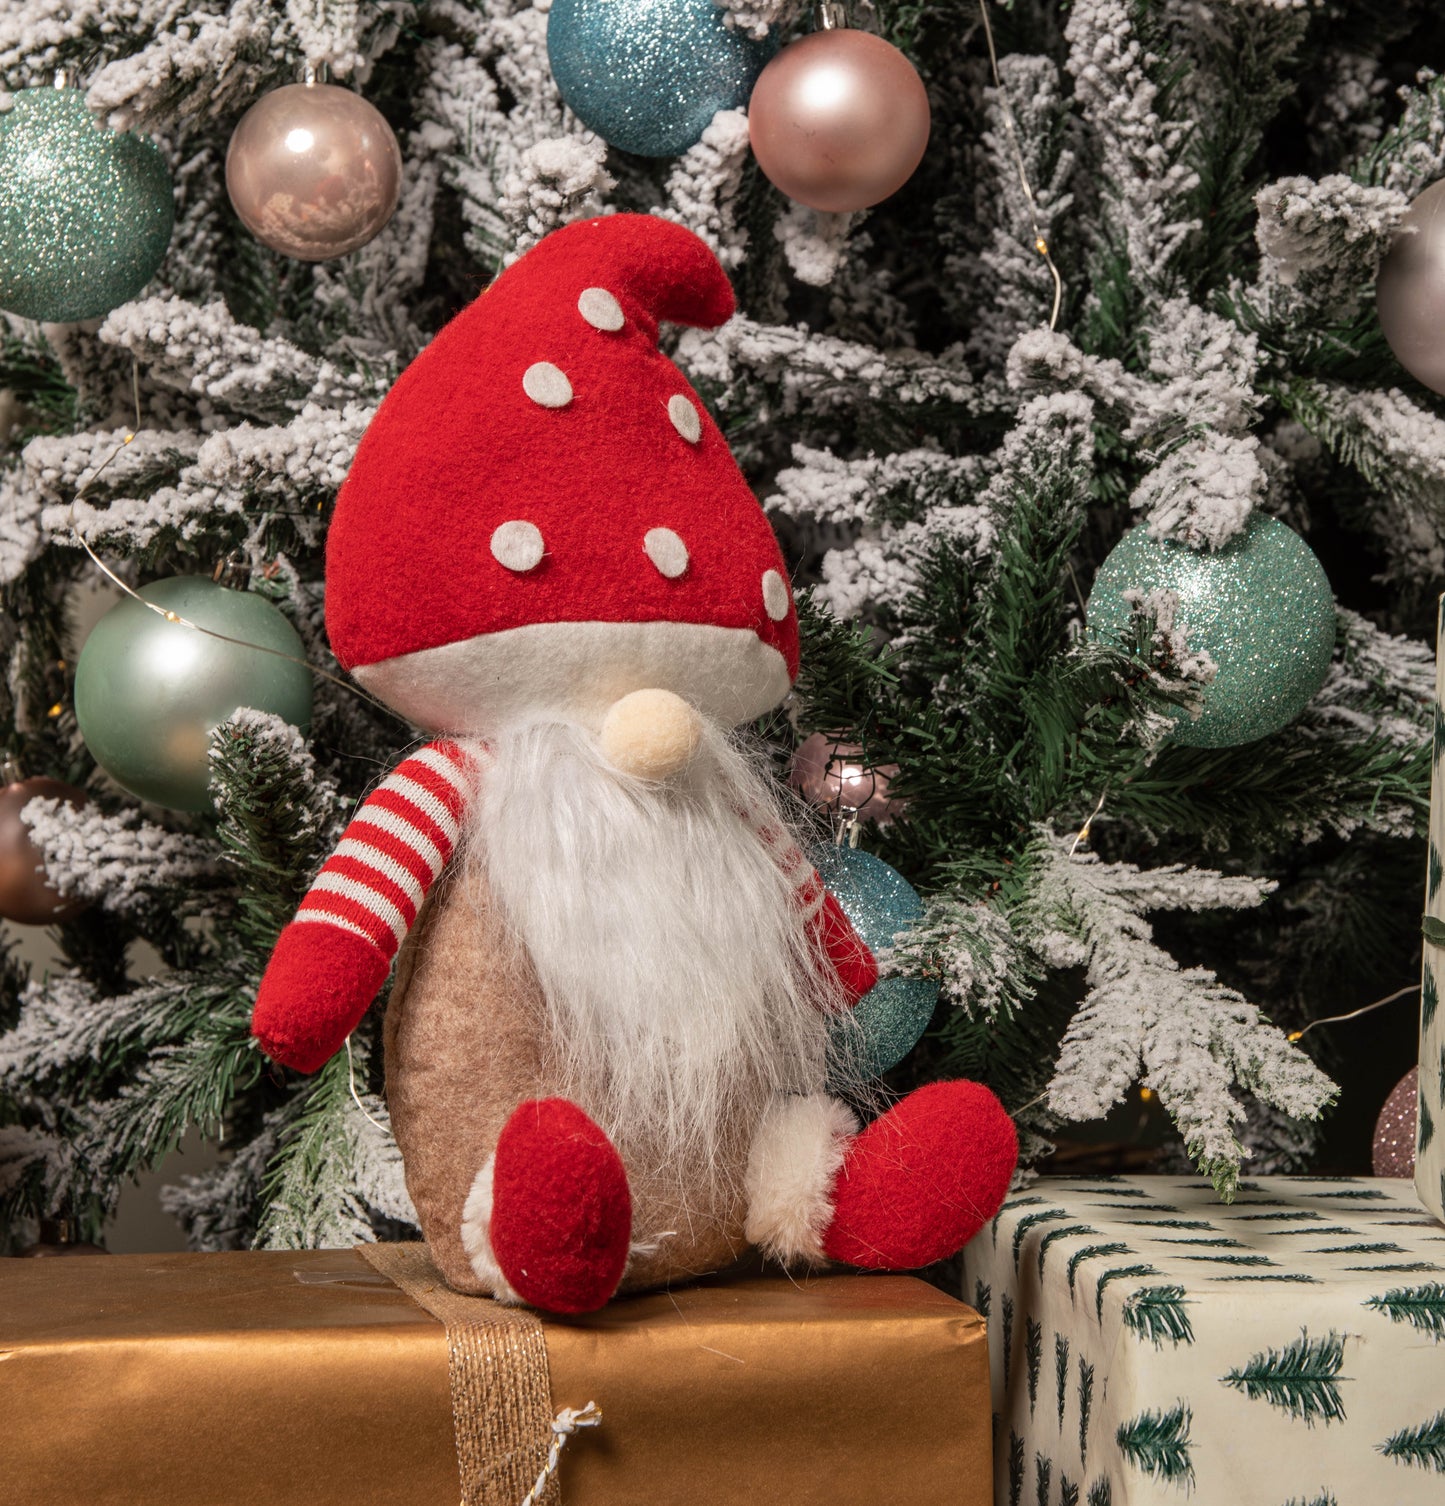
0;777;89;925
225;82;402;261
790;732;904;825
748;29;930;213
1373;1065;1419;1178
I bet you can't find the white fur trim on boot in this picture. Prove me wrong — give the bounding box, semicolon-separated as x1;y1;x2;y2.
460;1154;524;1304
744;1094;859;1264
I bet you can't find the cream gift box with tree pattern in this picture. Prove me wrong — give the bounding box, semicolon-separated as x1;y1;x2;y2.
965;1176;1445;1506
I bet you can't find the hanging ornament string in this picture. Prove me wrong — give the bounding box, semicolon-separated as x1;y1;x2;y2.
344;1034;392;1134
62;378;405;727
976;0;1063;331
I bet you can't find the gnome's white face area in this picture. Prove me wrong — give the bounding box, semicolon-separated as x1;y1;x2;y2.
352;617;793;758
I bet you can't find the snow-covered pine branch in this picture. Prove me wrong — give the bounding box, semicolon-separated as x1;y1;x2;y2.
47;401;374;553
963;53;1075;365
160;1114;280;1252
891;895;1031;1019
85;0;286;132
1305;608;1436;748
1254;174;1406;312
770;446;987;531
21;797;222;915
1287;380;1445;581
0;465;45;586
1129;432;1265;549
1063;0;1200;288
1010;305;1260;469
0;973;182;1090
1028;834;1336;1197
678;315;989;419
97;298;332;421
773;201;859;289
810;393;1087;621
258;1046;416;1249
1356;69;1445;199
662;109;752;271
499;135;615;258
710;0;793;42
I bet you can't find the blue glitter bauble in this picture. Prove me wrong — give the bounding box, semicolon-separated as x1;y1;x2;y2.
0;87;173;324
812;844;937;1083
1087;514;1335;748
547;0;777;158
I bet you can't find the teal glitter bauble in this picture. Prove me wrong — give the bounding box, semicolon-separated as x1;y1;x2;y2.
812;844;937;1084
547;0;777;157
0;86;173;323
74;578;312;813
1087;514;1335;748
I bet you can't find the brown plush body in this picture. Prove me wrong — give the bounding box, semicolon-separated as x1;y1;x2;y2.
384;849;754;1295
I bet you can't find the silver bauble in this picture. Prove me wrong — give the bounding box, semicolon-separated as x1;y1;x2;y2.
1378;179;1445;395
74;577;313;813
225;82;401;261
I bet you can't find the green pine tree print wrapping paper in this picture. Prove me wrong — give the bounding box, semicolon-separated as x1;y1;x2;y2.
1419;597;1445;1226
964;1177;1445;1505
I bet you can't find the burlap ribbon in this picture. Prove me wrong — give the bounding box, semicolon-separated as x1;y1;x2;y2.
359;1243;561;1506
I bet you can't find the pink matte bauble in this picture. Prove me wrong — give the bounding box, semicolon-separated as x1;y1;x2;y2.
748;30;930;213
1372;1065;1419;1178
0;777;89;925
225;83;402;261
790;732;903;825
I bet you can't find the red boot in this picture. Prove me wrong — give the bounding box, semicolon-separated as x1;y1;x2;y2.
489;1098;632;1313
822;1080;1017;1269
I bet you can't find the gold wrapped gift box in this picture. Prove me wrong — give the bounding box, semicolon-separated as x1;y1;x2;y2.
0;1247;991;1505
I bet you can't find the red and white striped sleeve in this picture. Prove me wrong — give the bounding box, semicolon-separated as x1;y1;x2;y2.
251;739;479;1073
735;802;878;1007
292;739;476;963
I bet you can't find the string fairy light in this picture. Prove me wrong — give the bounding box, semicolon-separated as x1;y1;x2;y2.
1068;786;1111;857
1286;983;1420;1044
61;364;404;725
976;0;1064;331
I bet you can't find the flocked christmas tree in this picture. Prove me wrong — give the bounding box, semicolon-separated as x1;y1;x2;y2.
1;0;1442;1252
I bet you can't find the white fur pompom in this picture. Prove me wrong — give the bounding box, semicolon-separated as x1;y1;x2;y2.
744;1094;858;1263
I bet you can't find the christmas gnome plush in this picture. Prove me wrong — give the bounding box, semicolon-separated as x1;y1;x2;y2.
251;214;1018;1314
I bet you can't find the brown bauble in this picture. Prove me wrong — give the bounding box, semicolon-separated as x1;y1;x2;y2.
0;776;89;925
225;82;402;261
16;1217;106;1256
748;30;930;214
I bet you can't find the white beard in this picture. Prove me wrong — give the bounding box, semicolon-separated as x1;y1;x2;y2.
467;717;841;1184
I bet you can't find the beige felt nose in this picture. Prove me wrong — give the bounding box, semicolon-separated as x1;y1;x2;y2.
599;689;704;781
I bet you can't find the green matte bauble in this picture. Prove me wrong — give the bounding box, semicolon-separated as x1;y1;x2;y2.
74;578;312;813
812;844;938;1084
0;85;173;323
1087;514;1335;748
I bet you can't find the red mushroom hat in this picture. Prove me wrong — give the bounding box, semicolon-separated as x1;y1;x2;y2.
325;214;798;735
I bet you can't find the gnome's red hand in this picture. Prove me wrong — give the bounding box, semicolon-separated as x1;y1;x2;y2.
251;740;477;1073
253;923;390;1074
